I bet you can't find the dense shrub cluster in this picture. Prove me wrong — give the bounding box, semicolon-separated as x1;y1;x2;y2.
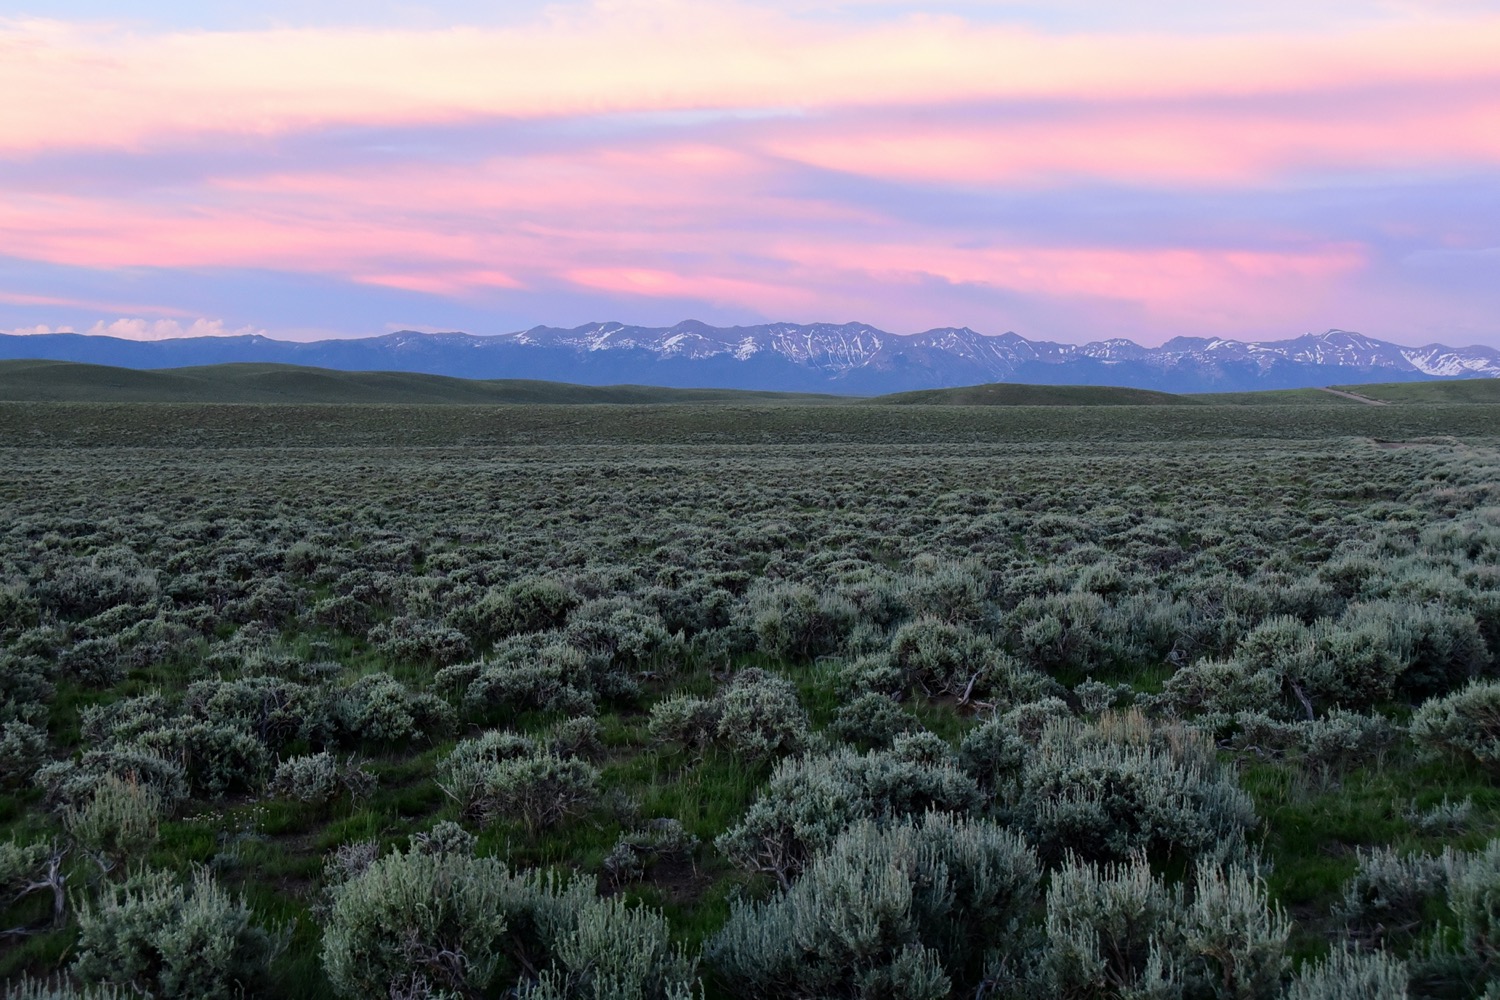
438;726;600;831
322;844;695;999
648;667;810;762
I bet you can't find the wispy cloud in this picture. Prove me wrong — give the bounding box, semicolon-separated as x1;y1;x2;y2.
1;1;1498;345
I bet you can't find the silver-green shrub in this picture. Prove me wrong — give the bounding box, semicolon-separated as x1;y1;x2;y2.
714;669;810;763
1032;856;1287;1000
749;582;856;661
0;720;48;786
323;846;694;1000
439;731;598;831
36;746;188;812
322;847;528;998
1017;711;1256;864
335;671;455;745
956;716;1028;796
63;774;162;875
1155;658;1286;724
130;721;271;798
829;691;922;750
1410;680;1500;772
1;978;127;1000
1335;846;1449;948
715;746;982;885
1444;837;1500;973
460;643;598;716
708;814;1040;999
367;615;473;666
1284;946;1409;1000
72;866;283;1000
887;618;1012;700
647;695;719;755
648;670;808;763
451;576;580;643
269;751;375;805
524;894;698;1000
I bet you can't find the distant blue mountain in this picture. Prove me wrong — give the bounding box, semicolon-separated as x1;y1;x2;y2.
2;322;1496;394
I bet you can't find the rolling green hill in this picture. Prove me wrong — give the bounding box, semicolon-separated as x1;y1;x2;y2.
1;358;1496;407
0;360;841;405
869;383;1194;406
1327;379;1500;404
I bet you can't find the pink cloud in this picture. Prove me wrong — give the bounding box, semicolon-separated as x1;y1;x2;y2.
565;267;825;315
765;96;1500;186
3;8;1500;155
769;240;1369;331
0;289;194;316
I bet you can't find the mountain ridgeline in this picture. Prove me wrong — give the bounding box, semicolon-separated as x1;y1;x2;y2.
2;322;1498;394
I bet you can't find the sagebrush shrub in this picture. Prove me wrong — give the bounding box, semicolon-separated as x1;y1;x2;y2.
439;733;598;831
887;618;1008;699
131;720;270;798
1017;712;1256;864
366;615;473;666
269;752;375;805
72;866;283;1000
462;646;598;716
1335;846;1449;947
956;717;1027;795
1284;946;1409;1000
323;846;694;1000
749;582;856;661
828;690;921;750
1410;679;1500;771
716;746;982;885
647;694;720;754
1034;856;1287;1000
63;774;162;874
714;668;810;762
1155;657;1286;723
335;671;454;744
0;720;48;786
709;813;1039;1000
36;747;188;812
322;848;525;998
453;576;580;643
1;978;128;1000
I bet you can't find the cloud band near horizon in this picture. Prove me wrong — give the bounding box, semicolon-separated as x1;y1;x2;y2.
2;1;1498;347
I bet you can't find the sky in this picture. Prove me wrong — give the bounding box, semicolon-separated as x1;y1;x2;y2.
2;0;1499;347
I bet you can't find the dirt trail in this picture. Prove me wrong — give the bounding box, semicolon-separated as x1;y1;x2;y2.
1318;387;1389;406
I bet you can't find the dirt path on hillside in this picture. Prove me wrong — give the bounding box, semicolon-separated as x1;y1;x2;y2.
1318;387;1390;405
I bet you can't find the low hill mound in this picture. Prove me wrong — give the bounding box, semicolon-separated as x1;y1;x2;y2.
0;360;838;404
868;383;1192;406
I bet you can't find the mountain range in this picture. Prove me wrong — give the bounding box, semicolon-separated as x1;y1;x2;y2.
2;323;1497;394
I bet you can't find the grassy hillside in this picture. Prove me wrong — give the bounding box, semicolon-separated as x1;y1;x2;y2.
0;360;840;405
1328;378;1500;404
2;358;1496;408
1189;387;1355;405
869;382;1193;405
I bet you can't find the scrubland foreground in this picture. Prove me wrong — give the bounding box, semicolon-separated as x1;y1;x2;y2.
2;400;1500;999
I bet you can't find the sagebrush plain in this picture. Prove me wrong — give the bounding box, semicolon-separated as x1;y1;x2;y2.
3;395;1499;999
